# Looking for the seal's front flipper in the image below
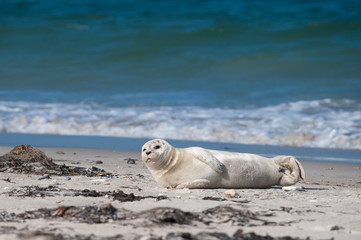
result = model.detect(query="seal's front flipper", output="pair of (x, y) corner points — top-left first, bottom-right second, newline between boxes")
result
(187, 147), (225, 174)
(176, 179), (210, 189)
(273, 156), (306, 186)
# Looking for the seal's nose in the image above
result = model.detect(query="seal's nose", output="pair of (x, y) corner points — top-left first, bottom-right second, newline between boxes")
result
(146, 151), (151, 155)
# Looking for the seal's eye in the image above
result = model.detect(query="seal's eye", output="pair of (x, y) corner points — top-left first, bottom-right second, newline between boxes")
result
(143, 148), (146, 152)
(154, 145), (161, 150)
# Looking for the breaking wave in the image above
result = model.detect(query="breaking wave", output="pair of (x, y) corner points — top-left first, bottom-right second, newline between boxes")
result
(1, 98), (360, 150)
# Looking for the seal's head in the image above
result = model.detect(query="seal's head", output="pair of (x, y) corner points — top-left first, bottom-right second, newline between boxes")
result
(141, 139), (172, 170)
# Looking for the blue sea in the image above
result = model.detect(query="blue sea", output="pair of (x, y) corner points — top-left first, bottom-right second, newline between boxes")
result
(1, 0), (361, 150)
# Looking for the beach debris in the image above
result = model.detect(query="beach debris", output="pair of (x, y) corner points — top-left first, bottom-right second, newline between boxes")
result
(165, 231), (229, 240)
(233, 229), (308, 240)
(202, 196), (227, 201)
(280, 207), (293, 213)
(0, 204), (266, 227)
(0, 145), (56, 173)
(330, 225), (344, 231)
(4, 185), (166, 203)
(225, 189), (238, 197)
(201, 205), (259, 226)
(7, 185), (61, 197)
(13, 203), (121, 224)
(1, 228), (309, 240)
(0, 204), (310, 239)
(65, 176), (71, 181)
(0, 145), (113, 177)
(56, 151), (65, 155)
(112, 190), (142, 202)
(72, 189), (106, 197)
(325, 167), (334, 170)
(16, 231), (68, 240)
(282, 186), (305, 191)
(38, 174), (51, 180)
(137, 207), (195, 226)
(1, 177), (12, 183)
(90, 160), (103, 165)
(201, 196), (249, 203)
(16, 231), (125, 240)
(157, 193), (168, 201)
(91, 178), (106, 182)
(125, 158), (137, 164)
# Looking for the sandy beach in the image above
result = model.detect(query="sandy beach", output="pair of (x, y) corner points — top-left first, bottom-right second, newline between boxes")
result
(2, 1), (361, 239)
(0, 142), (360, 240)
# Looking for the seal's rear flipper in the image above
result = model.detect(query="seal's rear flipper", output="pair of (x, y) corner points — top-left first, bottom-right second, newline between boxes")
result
(273, 156), (306, 186)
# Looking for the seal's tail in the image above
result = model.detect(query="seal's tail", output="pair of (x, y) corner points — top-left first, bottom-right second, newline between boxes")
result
(273, 156), (306, 186)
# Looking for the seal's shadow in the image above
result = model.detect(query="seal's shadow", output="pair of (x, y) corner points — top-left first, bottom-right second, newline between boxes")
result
(268, 186), (329, 191)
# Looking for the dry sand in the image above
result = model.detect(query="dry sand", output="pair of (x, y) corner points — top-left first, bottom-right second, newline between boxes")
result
(0, 146), (360, 240)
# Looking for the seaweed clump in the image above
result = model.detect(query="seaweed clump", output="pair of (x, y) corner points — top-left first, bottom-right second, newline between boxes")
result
(0, 204), (309, 239)
(0, 145), (112, 177)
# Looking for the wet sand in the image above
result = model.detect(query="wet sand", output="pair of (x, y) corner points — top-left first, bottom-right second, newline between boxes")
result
(0, 145), (361, 240)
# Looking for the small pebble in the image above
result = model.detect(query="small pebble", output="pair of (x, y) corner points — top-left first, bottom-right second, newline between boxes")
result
(90, 160), (103, 165)
(38, 175), (51, 180)
(282, 186), (305, 191)
(91, 179), (106, 182)
(126, 158), (136, 164)
(65, 176), (71, 181)
(330, 225), (344, 231)
(225, 189), (238, 197)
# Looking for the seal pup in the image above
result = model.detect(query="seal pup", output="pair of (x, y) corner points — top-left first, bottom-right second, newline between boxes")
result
(141, 139), (305, 189)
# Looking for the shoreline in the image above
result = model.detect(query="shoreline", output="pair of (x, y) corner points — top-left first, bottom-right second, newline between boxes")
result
(0, 145), (361, 239)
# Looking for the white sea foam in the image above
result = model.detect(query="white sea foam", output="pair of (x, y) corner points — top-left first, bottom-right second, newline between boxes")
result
(1, 99), (360, 150)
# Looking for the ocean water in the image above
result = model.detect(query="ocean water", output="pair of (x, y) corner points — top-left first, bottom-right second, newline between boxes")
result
(1, 0), (361, 150)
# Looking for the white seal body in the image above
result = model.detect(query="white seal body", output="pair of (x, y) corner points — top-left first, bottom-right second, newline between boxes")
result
(142, 139), (305, 189)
